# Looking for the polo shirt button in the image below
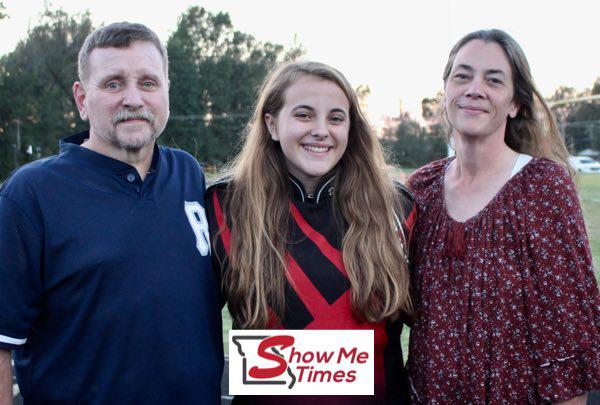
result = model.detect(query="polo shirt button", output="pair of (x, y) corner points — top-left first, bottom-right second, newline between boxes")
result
(126, 173), (136, 183)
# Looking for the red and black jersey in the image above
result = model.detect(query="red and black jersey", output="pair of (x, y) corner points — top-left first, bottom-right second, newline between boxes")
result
(206, 173), (417, 404)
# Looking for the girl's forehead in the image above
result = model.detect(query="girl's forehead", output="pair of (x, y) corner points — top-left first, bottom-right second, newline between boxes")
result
(282, 76), (349, 108)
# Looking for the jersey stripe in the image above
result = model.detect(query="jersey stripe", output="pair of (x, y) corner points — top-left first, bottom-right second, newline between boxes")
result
(212, 190), (231, 254)
(288, 201), (346, 276)
(404, 202), (417, 238)
(284, 253), (331, 319)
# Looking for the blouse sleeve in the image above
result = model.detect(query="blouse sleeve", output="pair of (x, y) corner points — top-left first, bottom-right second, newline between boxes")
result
(523, 163), (600, 402)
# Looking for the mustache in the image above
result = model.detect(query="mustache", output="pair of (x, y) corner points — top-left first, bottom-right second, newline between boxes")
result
(112, 109), (155, 125)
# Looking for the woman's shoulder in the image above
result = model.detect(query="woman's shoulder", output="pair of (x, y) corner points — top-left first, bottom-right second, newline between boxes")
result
(519, 157), (576, 196)
(406, 157), (452, 198)
(524, 156), (569, 174)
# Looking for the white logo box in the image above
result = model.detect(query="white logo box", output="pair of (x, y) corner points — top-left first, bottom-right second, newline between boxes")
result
(229, 329), (374, 396)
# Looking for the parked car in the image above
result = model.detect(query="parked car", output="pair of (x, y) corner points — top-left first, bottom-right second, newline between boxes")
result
(569, 156), (600, 174)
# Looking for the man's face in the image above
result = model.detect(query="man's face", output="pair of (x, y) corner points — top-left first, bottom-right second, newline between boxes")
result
(74, 41), (169, 151)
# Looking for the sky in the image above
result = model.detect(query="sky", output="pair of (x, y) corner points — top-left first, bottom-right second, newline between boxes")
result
(1, 0), (599, 127)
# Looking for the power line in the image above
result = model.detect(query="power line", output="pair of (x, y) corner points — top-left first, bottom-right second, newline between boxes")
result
(548, 94), (600, 107)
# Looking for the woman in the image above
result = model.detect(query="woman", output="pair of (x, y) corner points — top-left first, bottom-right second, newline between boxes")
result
(206, 61), (416, 404)
(407, 29), (600, 404)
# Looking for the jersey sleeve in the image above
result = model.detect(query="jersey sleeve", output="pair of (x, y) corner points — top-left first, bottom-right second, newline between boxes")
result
(0, 194), (44, 350)
(523, 164), (600, 401)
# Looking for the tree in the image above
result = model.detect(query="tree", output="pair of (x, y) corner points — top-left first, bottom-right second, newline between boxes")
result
(421, 90), (444, 127)
(0, 9), (93, 178)
(548, 79), (600, 154)
(565, 78), (600, 153)
(164, 6), (284, 164)
(283, 34), (306, 61)
(382, 112), (446, 168)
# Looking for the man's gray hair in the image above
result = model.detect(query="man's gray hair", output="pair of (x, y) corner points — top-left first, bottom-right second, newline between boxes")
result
(78, 22), (168, 82)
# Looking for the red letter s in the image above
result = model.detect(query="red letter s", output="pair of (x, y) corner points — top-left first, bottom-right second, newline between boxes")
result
(249, 335), (295, 379)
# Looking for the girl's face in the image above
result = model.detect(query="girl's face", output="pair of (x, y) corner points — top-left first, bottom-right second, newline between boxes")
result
(444, 39), (519, 141)
(266, 75), (350, 193)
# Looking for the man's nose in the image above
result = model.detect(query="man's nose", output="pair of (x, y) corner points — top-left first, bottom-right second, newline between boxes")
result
(122, 85), (144, 109)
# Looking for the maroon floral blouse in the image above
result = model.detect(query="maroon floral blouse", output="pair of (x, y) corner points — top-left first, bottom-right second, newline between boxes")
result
(406, 157), (600, 404)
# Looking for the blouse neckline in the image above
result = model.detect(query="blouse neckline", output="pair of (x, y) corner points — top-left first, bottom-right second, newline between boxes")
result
(441, 154), (534, 225)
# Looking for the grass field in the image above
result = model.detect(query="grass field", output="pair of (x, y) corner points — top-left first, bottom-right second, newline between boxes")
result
(222, 174), (600, 355)
(580, 174), (600, 279)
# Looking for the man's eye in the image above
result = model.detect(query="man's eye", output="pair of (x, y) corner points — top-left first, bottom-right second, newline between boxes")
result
(106, 82), (121, 90)
(141, 81), (157, 89)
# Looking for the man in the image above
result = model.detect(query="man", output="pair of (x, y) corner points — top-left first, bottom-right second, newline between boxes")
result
(0, 22), (223, 403)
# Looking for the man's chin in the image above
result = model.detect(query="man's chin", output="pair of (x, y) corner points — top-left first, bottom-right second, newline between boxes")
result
(115, 133), (156, 151)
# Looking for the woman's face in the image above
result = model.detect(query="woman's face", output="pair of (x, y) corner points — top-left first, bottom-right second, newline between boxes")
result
(265, 75), (350, 192)
(444, 39), (519, 141)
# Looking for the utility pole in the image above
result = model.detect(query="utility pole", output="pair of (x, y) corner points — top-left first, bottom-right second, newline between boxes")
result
(14, 118), (21, 169)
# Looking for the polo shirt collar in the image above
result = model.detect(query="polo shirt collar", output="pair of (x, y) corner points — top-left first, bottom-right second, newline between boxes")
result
(59, 130), (161, 175)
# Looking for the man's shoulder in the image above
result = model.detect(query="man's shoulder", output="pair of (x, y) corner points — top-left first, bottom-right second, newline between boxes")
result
(1, 155), (61, 198)
(157, 145), (207, 178)
(158, 145), (199, 165)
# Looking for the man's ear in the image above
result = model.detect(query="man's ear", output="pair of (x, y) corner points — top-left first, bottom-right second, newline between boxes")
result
(73, 81), (89, 121)
(265, 113), (278, 141)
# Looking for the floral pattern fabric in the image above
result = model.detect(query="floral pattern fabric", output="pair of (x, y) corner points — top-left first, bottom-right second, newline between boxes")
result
(407, 157), (600, 404)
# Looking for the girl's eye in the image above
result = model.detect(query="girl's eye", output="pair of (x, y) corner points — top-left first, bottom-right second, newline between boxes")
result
(330, 115), (345, 123)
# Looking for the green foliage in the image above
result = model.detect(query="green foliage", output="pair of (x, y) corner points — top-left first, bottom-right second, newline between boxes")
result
(283, 34), (306, 62)
(382, 112), (447, 168)
(0, 6), (289, 178)
(550, 78), (600, 154)
(0, 2), (6, 19)
(0, 9), (93, 178)
(579, 173), (600, 281)
(163, 6), (284, 163)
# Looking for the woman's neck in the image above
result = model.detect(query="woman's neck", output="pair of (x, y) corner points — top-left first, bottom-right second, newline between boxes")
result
(451, 132), (517, 182)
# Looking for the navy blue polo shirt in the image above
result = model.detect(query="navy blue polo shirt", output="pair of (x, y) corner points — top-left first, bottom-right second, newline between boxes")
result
(0, 131), (223, 403)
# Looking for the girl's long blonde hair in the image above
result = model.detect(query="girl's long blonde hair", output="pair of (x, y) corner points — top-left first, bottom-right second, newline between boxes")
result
(217, 61), (411, 328)
(442, 29), (574, 177)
